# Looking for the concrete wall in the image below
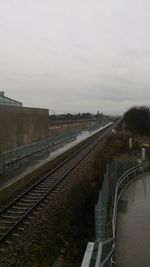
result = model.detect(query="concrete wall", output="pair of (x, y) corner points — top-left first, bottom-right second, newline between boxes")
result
(0, 106), (49, 152)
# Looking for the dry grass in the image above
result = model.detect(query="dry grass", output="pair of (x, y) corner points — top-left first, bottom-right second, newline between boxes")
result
(94, 124), (128, 189)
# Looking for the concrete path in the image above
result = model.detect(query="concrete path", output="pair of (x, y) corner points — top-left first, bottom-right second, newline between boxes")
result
(0, 124), (109, 191)
(115, 174), (150, 267)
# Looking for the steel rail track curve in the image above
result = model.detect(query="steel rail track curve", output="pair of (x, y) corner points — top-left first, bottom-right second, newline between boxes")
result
(0, 122), (116, 246)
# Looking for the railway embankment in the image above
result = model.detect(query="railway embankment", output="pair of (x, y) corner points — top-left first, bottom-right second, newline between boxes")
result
(0, 122), (127, 267)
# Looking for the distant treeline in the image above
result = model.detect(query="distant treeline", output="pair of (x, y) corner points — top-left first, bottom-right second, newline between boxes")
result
(124, 106), (150, 135)
(49, 112), (117, 121)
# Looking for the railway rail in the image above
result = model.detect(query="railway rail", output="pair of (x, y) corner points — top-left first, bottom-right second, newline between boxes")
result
(0, 122), (117, 248)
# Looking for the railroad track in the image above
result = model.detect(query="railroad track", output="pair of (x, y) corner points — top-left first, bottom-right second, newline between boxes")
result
(0, 122), (116, 247)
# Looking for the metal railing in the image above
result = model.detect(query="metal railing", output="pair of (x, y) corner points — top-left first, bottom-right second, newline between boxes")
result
(0, 131), (78, 172)
(82, 238), (114, 267)
(82, 148), (150, 267)
(112, 162), (150, 239)
(0, 122), (113, 173)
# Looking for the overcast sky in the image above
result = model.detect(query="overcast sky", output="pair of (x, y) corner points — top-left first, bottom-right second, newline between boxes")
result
(0, 0), (150, 115)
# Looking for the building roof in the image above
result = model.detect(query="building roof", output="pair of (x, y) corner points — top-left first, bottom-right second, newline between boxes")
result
(0, 92), (22, 107)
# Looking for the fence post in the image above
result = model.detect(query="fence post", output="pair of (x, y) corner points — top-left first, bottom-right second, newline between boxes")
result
(142, 147), (146, 161)
(0, 143), (3, 174)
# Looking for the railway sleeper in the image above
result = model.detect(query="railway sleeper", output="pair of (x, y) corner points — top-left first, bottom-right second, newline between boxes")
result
(32, 189), (48, 193)
(14, 203), (33, 207)
(12, 233), (19, 237)
(24, 195), (41, 200)
(20, 198), (37, 203)
(36, 185), (51, 190)
(5, 240), (13, 245)
(0, 248), (6, 252)
(12, 204), (33, 210)
(0, 225), (9, 230)
(23, 221), (30, 225)
(17, 226), (25, 231)
(7, 210), (25, 214)
(0, 220), (14, 224)
(1, 215), (20, 219)
(35, 184), (50, 188)
(40, 203), (47, 206)
(28, 192), (43, 197)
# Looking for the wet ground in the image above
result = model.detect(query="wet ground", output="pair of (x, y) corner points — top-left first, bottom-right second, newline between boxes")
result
(0, 123), (111, 190)
(115, 174), (150, 267)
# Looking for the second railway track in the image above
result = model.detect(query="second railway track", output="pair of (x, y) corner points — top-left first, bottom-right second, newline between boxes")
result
(0, 122), (116, 247)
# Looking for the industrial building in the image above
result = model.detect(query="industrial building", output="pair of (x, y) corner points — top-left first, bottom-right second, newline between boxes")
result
(0, 92), (49, 152)
(0, 91), (22, 107)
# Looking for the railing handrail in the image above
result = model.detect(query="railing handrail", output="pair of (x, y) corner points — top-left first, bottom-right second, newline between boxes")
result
(2, 130), (77, 155)
(112, 161), (150, 239)
(91, 158), (150, 267)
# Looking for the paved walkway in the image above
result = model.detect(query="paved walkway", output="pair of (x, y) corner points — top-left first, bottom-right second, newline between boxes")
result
(115, 174), (150, 267)
(0, 137), (80, 190)
(0, 125), (107, 191)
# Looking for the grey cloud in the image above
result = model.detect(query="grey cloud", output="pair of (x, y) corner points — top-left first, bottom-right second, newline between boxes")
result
(0, 0), (150, 114)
